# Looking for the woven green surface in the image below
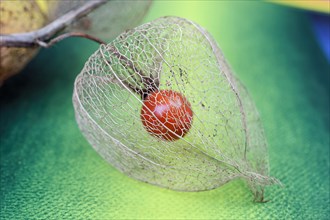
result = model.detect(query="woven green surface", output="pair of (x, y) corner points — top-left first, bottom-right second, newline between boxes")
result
(1, 1), (329, 219)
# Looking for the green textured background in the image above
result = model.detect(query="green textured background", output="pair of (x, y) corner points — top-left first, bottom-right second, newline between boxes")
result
(1, 1), (329, 219)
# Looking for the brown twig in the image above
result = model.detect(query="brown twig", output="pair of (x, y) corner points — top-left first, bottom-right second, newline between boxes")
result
(37, 32), (106, 48)
(0, 0), (107, 48)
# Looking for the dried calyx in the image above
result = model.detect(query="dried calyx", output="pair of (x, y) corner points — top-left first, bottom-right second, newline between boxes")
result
(73, 16), (281, 202)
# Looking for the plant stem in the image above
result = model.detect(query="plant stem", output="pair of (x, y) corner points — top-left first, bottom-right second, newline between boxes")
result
(0, 0), (107, 47)
(37, 32), (106, 48)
